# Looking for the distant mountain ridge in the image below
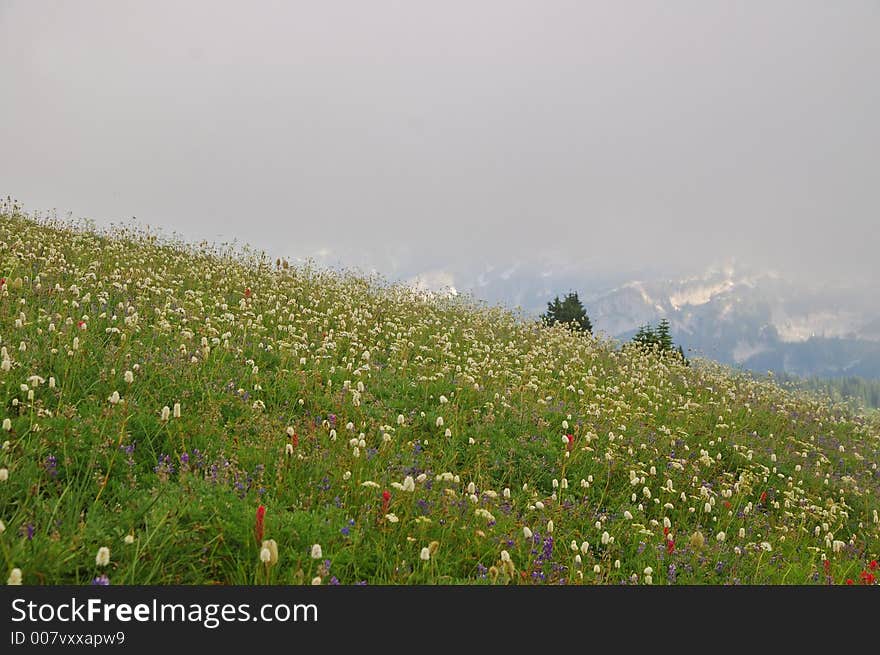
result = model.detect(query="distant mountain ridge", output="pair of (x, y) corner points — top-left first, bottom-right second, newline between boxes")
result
(439, 262), (880, 380)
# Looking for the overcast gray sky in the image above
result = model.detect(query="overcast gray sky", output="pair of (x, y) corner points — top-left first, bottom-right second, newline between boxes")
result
(2, 1), (878, 288)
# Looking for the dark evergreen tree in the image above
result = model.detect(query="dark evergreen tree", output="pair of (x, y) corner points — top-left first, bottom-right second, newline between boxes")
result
(632, 319), (687, 364)
(541, 292), (592, 335)
(633, 324), (657, 349)
(544, 296), (563, 326)
(633, 325), (646, 344)
(657, 319), (673, 351)
(677, 344), (689, 366)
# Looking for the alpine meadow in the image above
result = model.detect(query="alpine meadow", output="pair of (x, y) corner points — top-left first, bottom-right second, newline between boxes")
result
(1, 202), (878, 587)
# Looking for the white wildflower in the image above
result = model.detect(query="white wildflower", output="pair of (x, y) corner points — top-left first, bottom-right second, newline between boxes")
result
(261, 539), (278, 566)
(95, 547), (110, 567)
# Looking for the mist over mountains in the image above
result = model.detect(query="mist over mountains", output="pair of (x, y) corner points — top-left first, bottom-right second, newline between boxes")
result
(410, 261), (880, 380)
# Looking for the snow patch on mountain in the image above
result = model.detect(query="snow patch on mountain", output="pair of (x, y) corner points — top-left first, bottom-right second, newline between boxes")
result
(620, 281), (665, 314)
(772, 311), (868, 342)
(408, 270), (458, 297)
(669, 279), (736, 310)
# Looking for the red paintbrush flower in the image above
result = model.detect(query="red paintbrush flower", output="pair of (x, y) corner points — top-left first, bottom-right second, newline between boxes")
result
(666, 540), (675, 555)
(870, 560), (878, 570)
(244, 287), (252, 298)
(255, 505), (266, 543)
(760, 491), (767, 504)
(846, 579), (854, 585)
(565, 434), (574, 451)
(381, 490), (391, 514)
(823, 559), (831, 574)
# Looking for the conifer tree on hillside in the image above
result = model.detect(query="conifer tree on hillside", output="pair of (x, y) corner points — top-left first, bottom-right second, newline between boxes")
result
(541, 292), (592, 335)
(657, 318), (673, 351)
(633, 324), (657, 348)
(632, 319), (688, 365)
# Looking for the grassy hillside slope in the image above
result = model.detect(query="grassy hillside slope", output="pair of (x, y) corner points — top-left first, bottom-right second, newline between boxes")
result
(1, 203), (878, 585)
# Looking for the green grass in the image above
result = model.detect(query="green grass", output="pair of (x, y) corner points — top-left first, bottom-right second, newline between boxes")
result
(1, 201), (878, 586)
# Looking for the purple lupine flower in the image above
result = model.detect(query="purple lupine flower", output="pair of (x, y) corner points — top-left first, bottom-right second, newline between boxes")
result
(43, 455), (58, 478)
